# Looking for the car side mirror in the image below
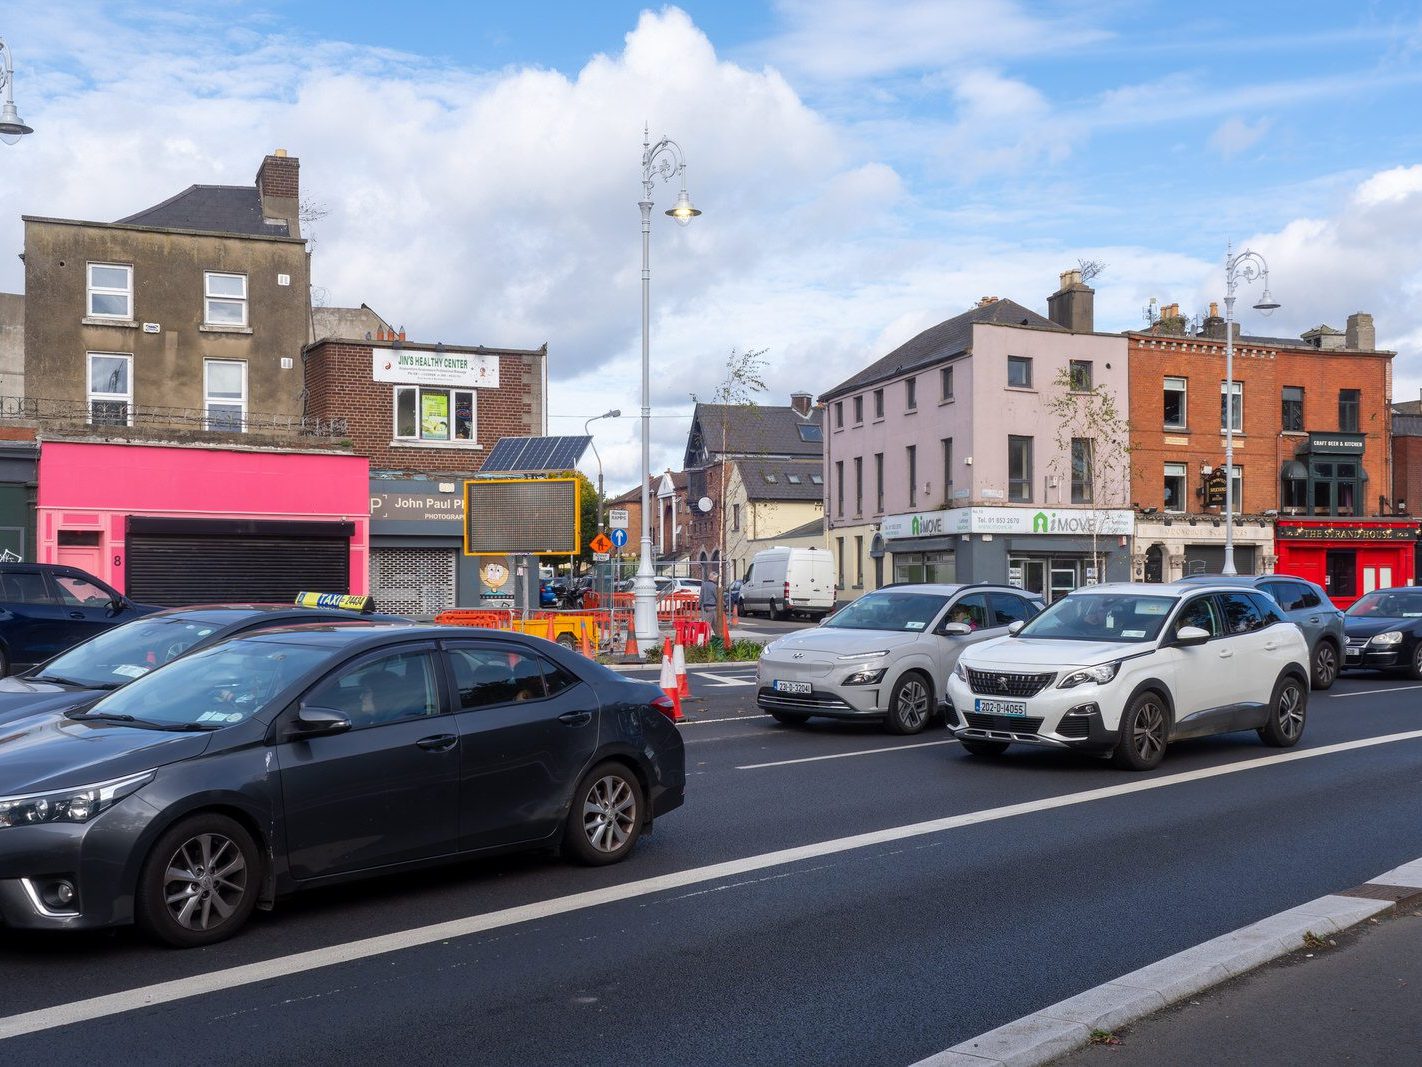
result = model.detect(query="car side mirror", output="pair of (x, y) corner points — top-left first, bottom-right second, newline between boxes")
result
(1174, 625), (1210, 647)
(295, 704), (352, 736)
(1006, 620), (1026, 636)
(941, 622), (972, 637)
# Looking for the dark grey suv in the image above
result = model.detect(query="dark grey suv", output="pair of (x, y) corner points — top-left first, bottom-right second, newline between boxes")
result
(1178, 574), (1344, 689)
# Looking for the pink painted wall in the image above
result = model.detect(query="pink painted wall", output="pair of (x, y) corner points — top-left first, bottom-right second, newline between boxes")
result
(37, 442), (370, 593)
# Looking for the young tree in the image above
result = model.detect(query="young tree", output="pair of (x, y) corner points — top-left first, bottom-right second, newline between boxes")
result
(1045, 366), (1131, 583)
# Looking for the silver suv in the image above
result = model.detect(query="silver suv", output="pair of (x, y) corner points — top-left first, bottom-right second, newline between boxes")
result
(756, 583), (1045, 734)
(1177, 574), (1344, 689)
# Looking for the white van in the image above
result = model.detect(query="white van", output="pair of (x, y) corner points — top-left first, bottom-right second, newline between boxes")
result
(740, 547), (836, 619)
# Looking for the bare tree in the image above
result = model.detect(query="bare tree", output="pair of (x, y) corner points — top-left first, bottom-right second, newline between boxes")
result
(1077, 258), (1107, 283)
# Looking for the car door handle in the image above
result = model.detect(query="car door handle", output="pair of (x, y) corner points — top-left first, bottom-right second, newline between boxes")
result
(558, 711), (593, 726)
(1218, 649), (1234, 659)
(416, 734), (457, 752)
(1307, 616), (1320, 624)
(1264, 642), (1279, 651)
(68, 611), (85, 620)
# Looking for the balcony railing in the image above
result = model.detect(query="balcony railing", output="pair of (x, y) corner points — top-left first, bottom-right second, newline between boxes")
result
(0, 395), (348, 439)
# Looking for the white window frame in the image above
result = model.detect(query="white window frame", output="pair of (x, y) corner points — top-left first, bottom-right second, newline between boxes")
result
(393, 386), (478, 445)
(204, 359), (248, 432)
(204, 272), (249, 327)
(1163, 376), (1187, 429)
(1163, 462), (1187, 513)
(1231, 465), (1243, 509)
(1221, 380), (1243, 432)
(87, 263), (132, 319)
(87, 351), (133, 426)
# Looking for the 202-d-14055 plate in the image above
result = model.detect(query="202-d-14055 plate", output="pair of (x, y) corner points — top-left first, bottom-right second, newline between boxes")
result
(974, 698), (1027, 716)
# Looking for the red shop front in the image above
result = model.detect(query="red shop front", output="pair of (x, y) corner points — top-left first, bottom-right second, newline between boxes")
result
(1273, 519), (1420, 608)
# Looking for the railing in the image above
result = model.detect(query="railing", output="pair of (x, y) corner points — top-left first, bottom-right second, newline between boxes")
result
(0, 395), (349, 438)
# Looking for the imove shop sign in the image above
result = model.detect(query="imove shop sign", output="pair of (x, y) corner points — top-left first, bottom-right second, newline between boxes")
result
(882, 507), (1133, 540)
(372, 349), (500, 389)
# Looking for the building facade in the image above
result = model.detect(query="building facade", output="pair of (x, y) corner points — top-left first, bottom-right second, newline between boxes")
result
(723, 457), (824, 581)
(823, 272), (1132, 603)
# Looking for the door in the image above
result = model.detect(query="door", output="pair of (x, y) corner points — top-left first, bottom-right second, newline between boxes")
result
(1325, 550), (1356, 601)
(0, 568), (72, 667)
(1215, 592), (1281, 711)
(1049, 561), (1079, 604)
(445, 643), (600, 851)
(48, 569), (124, 647)
(1163, 594), (1230, 730)
(1262, 580), (1325, 651)
(1013, 559), (1047, 598)
(934, 592), (1010, 677)
(276, 647), (461, 880)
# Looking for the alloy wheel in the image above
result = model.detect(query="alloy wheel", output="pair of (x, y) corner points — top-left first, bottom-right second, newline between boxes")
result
(897, 679), (929, 730)
(1314, 644), (1337, 687)
(583, 775), (637, 854)
(162, 832), (248, 932)
(1132, 701), (1166, 762)
(1277, 684), (1305, 741)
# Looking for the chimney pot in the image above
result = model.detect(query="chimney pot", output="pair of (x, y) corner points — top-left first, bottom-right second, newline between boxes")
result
(789, 392), (813, 417)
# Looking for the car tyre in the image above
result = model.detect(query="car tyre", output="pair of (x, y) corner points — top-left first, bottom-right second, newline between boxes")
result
(884, 672), (933, 735)
(1112, 692), (1169, 771)
(769, 710), (810, 726)
(1310, 641), (1338, 690)
(135, 813), (261, 948)
(564, 761), (645, 866)
(959, 739), (1010, 757)
(771, 600), (789, 621)
(556, 634), (577, 650)
(0, 645), (8, 677)
(1259, 674), (1307, 747)
(1409, 645), (1422, 681)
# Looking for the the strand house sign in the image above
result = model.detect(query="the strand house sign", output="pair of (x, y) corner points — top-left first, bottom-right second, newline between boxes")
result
(373, 349), (500, 389)
(882, 507), (1134, 540)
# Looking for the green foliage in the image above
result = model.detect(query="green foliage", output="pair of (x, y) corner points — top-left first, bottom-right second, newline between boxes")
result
(644, 636), (763, 663)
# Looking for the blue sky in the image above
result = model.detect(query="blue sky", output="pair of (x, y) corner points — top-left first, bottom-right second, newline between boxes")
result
(3, 2), (1421, 485)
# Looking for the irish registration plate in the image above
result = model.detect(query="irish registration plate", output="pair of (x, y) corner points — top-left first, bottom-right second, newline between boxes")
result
(774, 680), (811, 695)
(975, 698), (1027, 716)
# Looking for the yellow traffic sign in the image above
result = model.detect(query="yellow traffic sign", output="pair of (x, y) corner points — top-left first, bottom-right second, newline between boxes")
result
(589, 533), (613, 554)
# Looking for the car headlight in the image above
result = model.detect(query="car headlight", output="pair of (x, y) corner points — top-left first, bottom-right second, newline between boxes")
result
(1058, 662), (1121, 689)
(837, 649), (890, 661)
(0, 771), (154, 830)
(843, 668), (887, 686)
(1368, 630), (1405, 646)
(953, 660), (969, 683)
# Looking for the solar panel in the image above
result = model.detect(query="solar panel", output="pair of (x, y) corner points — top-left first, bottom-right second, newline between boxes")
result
(479, 435), (592, 475)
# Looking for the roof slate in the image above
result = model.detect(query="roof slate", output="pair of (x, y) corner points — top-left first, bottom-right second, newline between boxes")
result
(685, 404), (823, 466)
(821, 298), (1063, 400)
(736, 458), (825, 501)
(118, 185), (291, 237)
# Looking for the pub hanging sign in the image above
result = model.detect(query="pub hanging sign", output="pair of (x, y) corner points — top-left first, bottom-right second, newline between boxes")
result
(1275, 523), (1420, 542)
(1203, 465), (1228, 508)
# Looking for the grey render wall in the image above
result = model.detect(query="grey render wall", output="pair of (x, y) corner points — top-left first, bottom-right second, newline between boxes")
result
(0, 293), (23, 398)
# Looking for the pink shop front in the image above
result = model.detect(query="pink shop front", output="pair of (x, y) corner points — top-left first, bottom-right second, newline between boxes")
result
(36, 442), (370, 606)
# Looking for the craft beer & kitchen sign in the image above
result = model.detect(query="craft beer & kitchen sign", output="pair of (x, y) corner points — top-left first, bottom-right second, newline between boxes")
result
(372, 349), (500, 389)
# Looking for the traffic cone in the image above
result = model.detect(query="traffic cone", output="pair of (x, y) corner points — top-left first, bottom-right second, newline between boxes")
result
(663, 635), (673, 663)
(623, 623), (638, 658)
(578, 619), (592, 658)
(659, 653), (682, 721)
(721, 609), (733, 649)
(674, 639), (691, 699)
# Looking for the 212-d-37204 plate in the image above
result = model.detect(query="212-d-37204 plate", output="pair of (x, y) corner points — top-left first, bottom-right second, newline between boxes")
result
(974, 698), (1027, 716)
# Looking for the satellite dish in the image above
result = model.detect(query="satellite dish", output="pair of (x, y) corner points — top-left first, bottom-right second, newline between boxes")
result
(697, 496), (714, 513)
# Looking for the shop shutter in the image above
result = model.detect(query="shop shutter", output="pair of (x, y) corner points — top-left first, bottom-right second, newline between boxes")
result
(1182, 544), (1258, 577)
(369, 548), (457, 617)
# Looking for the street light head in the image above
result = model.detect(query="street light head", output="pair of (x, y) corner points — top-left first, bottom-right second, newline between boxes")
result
(606, 409), (622, 418)
(666, 190), (701, 227)
(1253, 289), (1281, 315)
(0, 103), (32, 145)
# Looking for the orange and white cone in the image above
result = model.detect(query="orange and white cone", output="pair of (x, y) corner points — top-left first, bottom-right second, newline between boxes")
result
(659, 652), (683, 720)
(674, 639), (690, 699)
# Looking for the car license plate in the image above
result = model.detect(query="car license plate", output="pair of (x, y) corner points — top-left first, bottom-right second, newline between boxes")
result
(774, 680), (811, 695)
(975, 698), (1027, 716)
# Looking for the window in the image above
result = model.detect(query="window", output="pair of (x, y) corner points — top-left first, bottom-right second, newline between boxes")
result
(1163, 377), (1187, 429)
(203, 272), (248, 326)
(763, 473), (778, 484)
(1069, 360), (1093, 391)
(395, 387), (476, 443)
(1282, 386), (1304, 432)
(0, 570), (54, 603)
(1008, 436), (1033, 502)
(1008, 356), (1033, 388)
(941, 438), (953, 502)
(944, 593), (990, 631)
(873, 388), (884, 419)
(1070, 438), (1094, 504)
(837, 537), (845, 588)
(87, 263), (132, 319)
(54, 574), (112, 606)
(854, 535), (864, 587)
(1220, 381), (1243, 432)
(906, 445), (917, 507)
(797, 423), (822, 443)
(853, 395), (864, 424)
(874, 453), (884, 513)
(449, 647), (575, 708)
(87, 352), (132, 427)
(1174, 596), (1222, 638)
(1227, 465), (1242, 509)
(1339, 389), (1360, 433)
(1163, 463), (1186, 512)
(940, 365), (954, 401)
(786, 474), (802, 484)
(1217, 592), (1266, 634)
(905, 377), (917, 410)
(304, 651), (441, 728)
(204, 360), (247, 431)
(989, 592), (1039, 626)
(835, 460), (844, 515)
(854, 456), (863, 515)
(732, 503), (740, 531)
(834, 401), (843, 429)
(810, 473), (823, 486)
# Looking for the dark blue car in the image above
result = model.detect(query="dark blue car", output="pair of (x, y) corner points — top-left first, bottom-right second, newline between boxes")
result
(0, 563), (161, 676)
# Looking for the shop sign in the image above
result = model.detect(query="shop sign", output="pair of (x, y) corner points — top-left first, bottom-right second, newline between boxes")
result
(880, 508), (970, 540)
(1204, 466), (1227, 508)
(372, 349), (500, 389)
(1306, 433), (1365, 454)
(882, 506), (1133, 539)
(371, 491), (465, 523)
(1276, 523), (1418, 542)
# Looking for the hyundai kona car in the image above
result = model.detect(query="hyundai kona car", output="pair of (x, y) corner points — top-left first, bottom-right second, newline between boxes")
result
(945, 582), (1310, 770)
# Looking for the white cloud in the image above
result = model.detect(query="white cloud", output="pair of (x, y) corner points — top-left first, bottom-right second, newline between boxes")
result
(1208, 116), (1272, 158)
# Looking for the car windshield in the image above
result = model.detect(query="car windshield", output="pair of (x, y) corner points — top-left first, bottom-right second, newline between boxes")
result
(1018, 593), (1176, 642)
(1347, 590), (1422, 619)
(822, 591), (949, 632)
(33, 616), (225, 689)
(74, 640), (330, 727)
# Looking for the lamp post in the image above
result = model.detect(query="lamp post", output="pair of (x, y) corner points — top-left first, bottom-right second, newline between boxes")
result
(583, 409), (621, 535)
(0, 37), (34, 145)
(1221, 243), (1280, 575)
(635, 125), (701, 644)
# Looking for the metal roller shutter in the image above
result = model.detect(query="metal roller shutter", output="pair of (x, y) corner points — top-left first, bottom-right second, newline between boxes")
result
(1182, 544), (1258, 577)
(369, 547), (457, 617)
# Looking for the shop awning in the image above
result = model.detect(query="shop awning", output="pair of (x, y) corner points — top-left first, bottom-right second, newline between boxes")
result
(1281, 460), (1307, 481)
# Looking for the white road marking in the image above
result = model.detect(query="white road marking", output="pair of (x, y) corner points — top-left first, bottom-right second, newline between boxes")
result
(736, 739), (960, 769)
(1328, 684), (1422, 698)
(6, 727), (1422, 1041)
(697, 675), (754, 688)
(678, 714), (762, 725)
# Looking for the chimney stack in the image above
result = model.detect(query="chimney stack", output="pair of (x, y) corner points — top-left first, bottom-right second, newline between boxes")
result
(1046, 268), (1094, 332)
(1345, 312), (1375, 351)
(789, 392), (813, 417)
(256, 148), (302, 238)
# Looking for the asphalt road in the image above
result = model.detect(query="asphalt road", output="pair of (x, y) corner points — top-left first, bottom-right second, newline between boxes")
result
(4, 668), (1422, 1066)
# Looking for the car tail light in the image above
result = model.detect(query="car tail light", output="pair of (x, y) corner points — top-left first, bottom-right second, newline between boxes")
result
(784, 580), (792, 607)
(651, 693), (678, 721)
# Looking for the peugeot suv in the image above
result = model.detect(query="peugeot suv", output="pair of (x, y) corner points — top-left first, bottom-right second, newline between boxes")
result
(945, 582), (1310, 770)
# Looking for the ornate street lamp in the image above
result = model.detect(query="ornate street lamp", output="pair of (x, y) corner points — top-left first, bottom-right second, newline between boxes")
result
(0, 37), (35, 145)
(1221, 244), (1280, 575)
(635, 126), (701, 644)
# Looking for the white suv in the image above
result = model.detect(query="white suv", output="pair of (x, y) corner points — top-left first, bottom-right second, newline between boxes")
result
(944, 582), (1311, 770)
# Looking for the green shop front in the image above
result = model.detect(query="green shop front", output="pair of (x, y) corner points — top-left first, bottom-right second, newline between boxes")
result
(0, 441), (38, 560)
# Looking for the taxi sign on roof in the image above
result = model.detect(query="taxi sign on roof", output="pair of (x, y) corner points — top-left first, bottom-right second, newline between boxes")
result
(295, 592), (376, 614)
